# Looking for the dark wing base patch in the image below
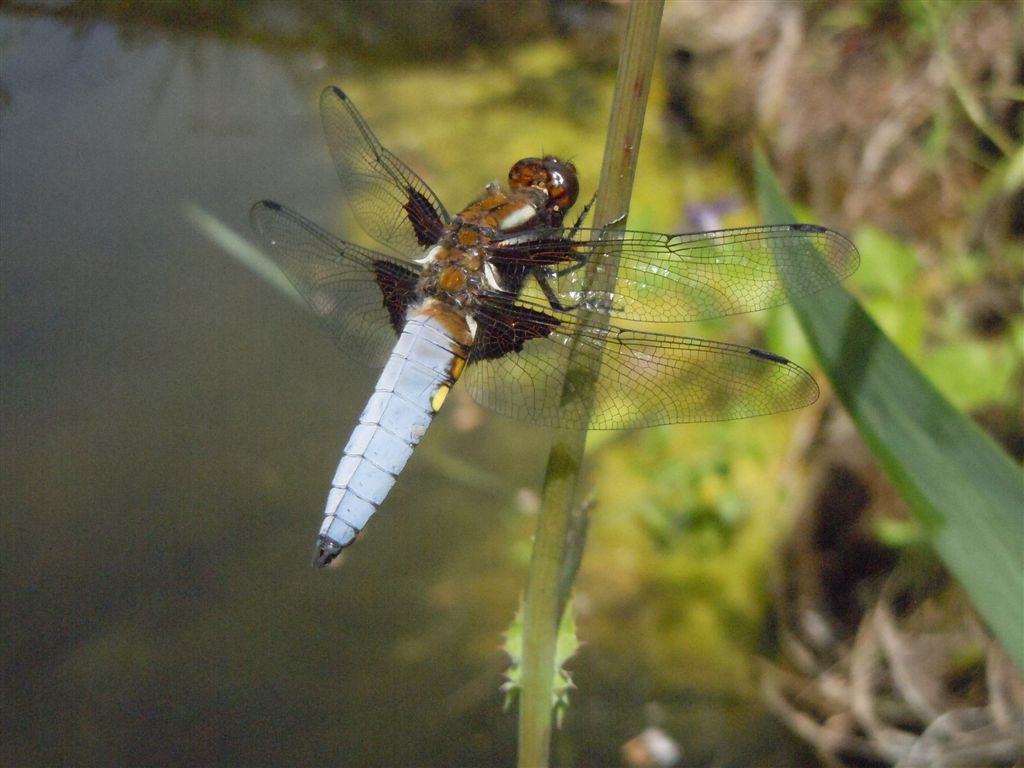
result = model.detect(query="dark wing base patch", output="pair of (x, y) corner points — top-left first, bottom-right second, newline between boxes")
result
(404, 187), (446, 248)
(373, 260), (420, 333)
(470, 303), (561, 362)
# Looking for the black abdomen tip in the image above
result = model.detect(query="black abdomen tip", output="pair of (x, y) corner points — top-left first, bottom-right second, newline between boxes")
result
(313, 535), (345, 568)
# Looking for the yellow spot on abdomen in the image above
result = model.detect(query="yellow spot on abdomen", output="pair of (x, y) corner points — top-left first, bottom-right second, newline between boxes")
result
(431, 385), (451, 413)
(449, 356), (466, 381)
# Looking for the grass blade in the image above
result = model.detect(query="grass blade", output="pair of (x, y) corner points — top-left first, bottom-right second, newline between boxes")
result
(755, 150), (1024, 669)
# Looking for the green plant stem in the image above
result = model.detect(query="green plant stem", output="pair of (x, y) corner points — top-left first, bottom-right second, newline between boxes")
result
(515, 2), (664, 766)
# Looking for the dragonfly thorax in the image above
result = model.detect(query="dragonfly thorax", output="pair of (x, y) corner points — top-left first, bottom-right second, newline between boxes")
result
(416, 178), (569, 308)
(417, 243), (488, 309)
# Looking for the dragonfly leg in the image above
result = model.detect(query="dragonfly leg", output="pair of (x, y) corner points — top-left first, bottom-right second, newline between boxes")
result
(567, 192), (597, 234)
(534, 271), (575, 311)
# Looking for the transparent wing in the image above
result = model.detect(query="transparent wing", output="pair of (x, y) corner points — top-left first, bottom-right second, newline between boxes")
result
(498, 223), (859, 323)
(250, 200), (418, 368)
(464, 302), (819, 430)
(320, 86), (450, 258)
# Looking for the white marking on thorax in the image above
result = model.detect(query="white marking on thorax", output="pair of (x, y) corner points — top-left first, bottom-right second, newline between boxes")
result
(498, 204), (538, 231)
(416, 244), (444, 265)
(494, 233), (539, 246)
(483, 262), (503, 291)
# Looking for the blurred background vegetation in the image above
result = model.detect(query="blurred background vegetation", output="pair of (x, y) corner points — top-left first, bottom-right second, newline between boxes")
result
(1, 1), (1020, 766)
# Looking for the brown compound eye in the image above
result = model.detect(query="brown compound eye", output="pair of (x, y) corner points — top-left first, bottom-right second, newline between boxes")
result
(541, 156), (579, 212)
(508, 156), (579, 213)
(508, 157), (545, 191)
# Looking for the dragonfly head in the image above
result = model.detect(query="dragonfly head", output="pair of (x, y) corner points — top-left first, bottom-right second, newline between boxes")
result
(508, 156), (579, 223)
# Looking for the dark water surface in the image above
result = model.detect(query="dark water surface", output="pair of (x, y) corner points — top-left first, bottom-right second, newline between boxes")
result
(0, 15), (547, 766)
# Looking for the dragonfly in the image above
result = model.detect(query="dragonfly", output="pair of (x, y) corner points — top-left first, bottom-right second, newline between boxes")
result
(251, 86), (859, 567)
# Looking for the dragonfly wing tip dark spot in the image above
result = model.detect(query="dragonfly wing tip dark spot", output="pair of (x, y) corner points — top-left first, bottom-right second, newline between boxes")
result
(748, 347), (791, 365)
(789, 223), (824, 233)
